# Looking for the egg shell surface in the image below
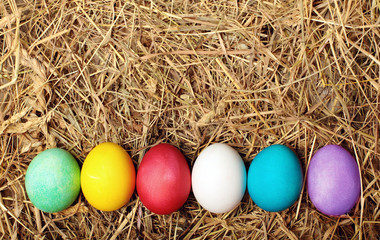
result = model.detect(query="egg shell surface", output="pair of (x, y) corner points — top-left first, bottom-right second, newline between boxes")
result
(136, 143), (191, 215)
(247, 144), (303, 212)
(191, 143), (246, 214)
(25, 148), (81, 213)
(81, 142), (135, 211)
(307, 144), (361, 216)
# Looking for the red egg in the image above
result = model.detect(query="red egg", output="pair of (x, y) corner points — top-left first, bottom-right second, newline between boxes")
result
(136, 143), (191, 214)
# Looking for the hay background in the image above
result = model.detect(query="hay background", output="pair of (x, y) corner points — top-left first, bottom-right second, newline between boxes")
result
(1, 0), (379, 239)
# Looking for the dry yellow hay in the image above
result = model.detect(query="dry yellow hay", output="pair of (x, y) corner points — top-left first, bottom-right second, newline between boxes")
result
(1, 0), (379, 239)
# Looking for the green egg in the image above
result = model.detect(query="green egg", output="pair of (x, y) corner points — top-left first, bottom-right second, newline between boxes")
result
(25, 148), (81, 213)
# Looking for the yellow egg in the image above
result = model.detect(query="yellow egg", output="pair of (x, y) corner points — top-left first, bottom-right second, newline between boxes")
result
(81, 142), (135, 211)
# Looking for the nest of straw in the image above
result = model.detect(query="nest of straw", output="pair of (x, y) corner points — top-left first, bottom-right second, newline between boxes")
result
(1, 0), (379, 239)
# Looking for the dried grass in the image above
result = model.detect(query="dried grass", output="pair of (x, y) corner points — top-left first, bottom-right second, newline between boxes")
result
(1, 0), (380, 239)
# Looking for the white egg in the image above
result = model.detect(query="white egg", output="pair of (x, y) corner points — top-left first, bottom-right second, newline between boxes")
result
(191, 143), (247, 214)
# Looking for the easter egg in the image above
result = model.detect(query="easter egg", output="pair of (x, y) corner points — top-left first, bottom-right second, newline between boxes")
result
(136, 143), (191, 215)
(25, 148), (80, 213)
(307, 145), (361, 216)
(81, 142), (135, 211)
(191, 143), (246, 214)
(247, 144), (303, 212)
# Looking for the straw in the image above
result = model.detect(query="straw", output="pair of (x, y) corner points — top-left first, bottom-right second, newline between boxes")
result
(0, 0), (379, 238)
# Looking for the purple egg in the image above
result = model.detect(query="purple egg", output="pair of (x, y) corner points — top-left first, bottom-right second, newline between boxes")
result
(307, 145), (361, 216)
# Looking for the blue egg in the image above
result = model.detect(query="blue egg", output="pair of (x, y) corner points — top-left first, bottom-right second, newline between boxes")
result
(247, 144), (303, 212)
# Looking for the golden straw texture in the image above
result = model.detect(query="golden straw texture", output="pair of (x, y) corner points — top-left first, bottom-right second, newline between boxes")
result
(0, 0), (379, 239)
